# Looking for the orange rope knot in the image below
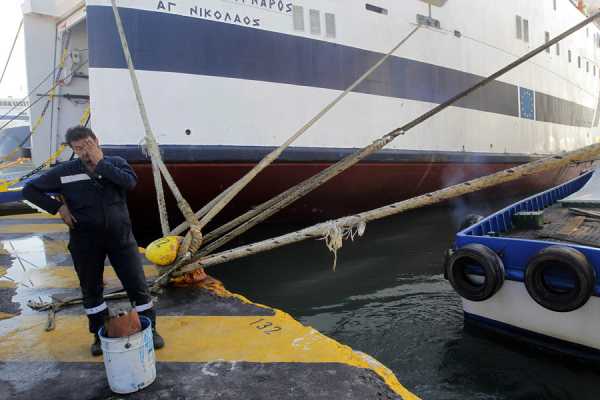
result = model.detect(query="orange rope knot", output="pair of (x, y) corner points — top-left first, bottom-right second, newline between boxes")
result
(170, 265), (208, 287)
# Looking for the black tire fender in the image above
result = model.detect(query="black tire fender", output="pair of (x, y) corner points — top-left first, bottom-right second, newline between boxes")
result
(445, 243), (505, 301)
(525, 246), (596, 313)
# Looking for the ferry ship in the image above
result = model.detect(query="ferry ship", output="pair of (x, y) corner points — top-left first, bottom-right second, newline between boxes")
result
(17, 0), (600, 227)
(0, 98), (30, 160)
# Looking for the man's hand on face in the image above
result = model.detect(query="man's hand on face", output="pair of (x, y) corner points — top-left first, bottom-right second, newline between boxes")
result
(84, 138), (104, 170)
(58, 204), (77, 229)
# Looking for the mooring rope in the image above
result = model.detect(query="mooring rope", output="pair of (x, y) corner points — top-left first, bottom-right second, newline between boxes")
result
(175, 143), (600, 274)
(115, 1), (600, 282)
(151, 156), (169, 236)
(0, 19), (22, 88)
(193, 10), (600, 258)
(110, 1), (201, 260)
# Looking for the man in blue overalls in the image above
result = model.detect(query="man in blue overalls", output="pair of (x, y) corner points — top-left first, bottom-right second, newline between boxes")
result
(23, 126), (165, 356)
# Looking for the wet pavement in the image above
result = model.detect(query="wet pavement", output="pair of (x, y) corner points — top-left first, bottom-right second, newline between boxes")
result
(0, 211), (417, 400)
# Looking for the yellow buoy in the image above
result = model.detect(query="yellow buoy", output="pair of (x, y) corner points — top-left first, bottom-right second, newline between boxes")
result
(145, 236), (181, 266)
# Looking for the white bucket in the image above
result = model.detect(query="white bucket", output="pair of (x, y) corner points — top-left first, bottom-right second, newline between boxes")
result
(99, 316), (156, 394)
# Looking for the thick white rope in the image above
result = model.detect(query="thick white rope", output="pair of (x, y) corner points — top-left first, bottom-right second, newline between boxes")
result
(174, 140), (600, 274)
(110, 1), (199, 234)
(140, 137), (169, 235)
(152, 156), (169, 235)
(198, 137), (395, 257)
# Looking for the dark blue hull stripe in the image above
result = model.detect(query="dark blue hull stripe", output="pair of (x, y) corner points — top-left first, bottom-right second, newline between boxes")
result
(0, 116), (27, 121)
(102, 144), (539, 164)
(464, 312), (600, 362)
(87, 6), (595, 128)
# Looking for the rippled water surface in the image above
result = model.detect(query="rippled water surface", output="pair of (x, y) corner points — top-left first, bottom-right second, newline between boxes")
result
(207, 198), (600, 400)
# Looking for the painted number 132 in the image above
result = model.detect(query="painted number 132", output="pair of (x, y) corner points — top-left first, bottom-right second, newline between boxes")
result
(249, 318), (282, 334)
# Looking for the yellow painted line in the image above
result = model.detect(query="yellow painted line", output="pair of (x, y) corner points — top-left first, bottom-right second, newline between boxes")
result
(0, 213), (59, 220)
(0, 267), (15, 287)
(5, 265), (159, 289)
(0, 312), (14, 320)
(0, 280), (15, 289)
(0, 313), (418, 400)
(0, 224), (68, 234)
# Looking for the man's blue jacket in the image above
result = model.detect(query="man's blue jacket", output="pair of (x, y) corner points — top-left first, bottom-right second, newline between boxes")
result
(22, 156), (137, 232)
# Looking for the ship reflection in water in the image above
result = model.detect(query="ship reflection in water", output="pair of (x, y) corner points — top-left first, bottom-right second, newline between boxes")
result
(207, 194), (600, 400)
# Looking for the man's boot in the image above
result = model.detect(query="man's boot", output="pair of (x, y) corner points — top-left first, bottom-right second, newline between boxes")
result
(152, 329), (165, 349)
(91, 334), (102, 356)
(88, 308), (108, 356)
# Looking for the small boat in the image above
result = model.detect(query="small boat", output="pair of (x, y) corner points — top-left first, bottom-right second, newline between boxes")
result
(445, 168), (600, 360)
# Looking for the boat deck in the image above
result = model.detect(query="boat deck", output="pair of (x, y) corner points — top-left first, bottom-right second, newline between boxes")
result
(505, 204), (600, 248)
(0, 212), (418, 399)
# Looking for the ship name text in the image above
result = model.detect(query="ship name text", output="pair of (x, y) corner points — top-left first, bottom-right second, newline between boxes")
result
(156, 1), (262, 27)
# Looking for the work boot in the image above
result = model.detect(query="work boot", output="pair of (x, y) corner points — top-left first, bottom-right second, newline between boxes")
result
(91, 334), (102, 356)
(152, 329), (165, 349)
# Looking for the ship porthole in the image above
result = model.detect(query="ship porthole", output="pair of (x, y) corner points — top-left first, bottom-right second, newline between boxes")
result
(445, 243), (505, 302)
(525, 246), (596, 312)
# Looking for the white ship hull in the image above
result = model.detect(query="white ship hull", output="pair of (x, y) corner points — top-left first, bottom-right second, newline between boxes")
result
(17, 0), (600, 224)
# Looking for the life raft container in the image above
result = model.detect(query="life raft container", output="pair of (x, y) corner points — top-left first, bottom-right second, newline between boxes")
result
(524, 246), (596, 312)
(445, 243), (505, 301)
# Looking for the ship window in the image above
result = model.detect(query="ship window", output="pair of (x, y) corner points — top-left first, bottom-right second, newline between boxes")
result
(325, 13), (336, 38)
(545, 31), (550, 53)
(516, 15), (522, 39)
(293, 6), (304, 31)
(553, 0), (557, 10)
(556, 42), (560, 56)
(578, 56), (581, 68)
(568, 49), (572, 62)
(309, 9), (321, 35)
(523, 19), (529, 42)
(366, 4), (388, 15)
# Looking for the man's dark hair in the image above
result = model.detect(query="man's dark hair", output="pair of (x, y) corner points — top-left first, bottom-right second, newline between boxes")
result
(65, 126), (96, 145)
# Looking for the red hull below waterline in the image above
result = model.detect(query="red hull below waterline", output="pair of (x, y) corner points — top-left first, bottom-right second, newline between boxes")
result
(125, 161), (593, 234)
